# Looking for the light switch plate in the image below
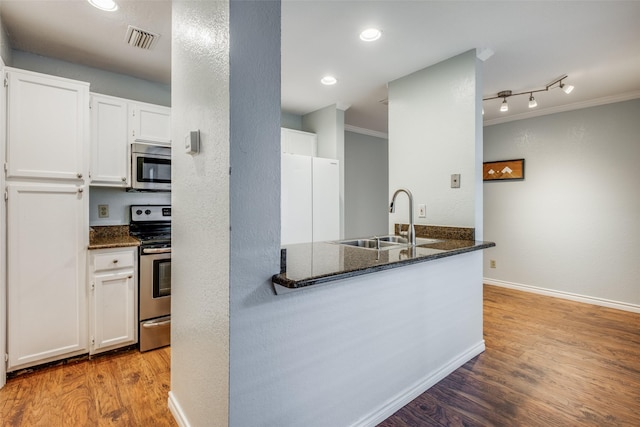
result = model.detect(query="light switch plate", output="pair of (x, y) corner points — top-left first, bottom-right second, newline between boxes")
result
(185, 130), (200, 154)
(451, 174), (461, 188)
(418, 204), (426, 218)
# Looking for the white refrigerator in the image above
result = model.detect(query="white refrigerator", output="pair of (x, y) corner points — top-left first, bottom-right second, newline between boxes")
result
(281, 153), (339, 245)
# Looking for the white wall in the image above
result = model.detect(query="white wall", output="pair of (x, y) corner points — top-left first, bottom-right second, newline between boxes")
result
(11, 50), (170, 106)
(388, 50), (480, 231)
(281, 111), (302, 130)
(302, 104), (346, 237)
(169, 1), (231, 425)
(229, 252), (484, 427)
(88, 188), (170, 226)
(484, 99), (640, 309)
(344, 130), (389, 238)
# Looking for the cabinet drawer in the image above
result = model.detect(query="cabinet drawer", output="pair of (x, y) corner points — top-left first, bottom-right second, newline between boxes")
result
(93, 250), (135, 271)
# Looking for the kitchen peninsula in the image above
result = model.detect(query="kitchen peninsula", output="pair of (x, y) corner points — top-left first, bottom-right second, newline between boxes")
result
(273, 230), (494, 294)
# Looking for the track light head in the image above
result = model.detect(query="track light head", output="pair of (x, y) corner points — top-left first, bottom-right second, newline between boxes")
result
(561, 82), (574, 94)
(528, 94), (537, 108)
(500, 98), (509, 112)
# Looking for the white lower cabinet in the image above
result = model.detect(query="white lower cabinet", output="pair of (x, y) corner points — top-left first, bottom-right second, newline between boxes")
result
(6, 183), (88, 371)
(89, 247), (138, 355)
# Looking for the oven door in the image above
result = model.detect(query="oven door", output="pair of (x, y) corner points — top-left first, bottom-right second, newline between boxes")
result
(139, 248), (171, 321)
(132, 152), (171, 191)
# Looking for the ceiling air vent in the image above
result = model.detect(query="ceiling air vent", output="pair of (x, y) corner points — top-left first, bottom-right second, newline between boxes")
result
(125, 25), (159, 50)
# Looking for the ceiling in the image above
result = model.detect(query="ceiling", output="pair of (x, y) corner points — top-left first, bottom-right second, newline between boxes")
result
(2, 1), (639, 134)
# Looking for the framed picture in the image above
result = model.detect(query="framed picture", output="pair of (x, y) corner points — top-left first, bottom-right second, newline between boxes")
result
(483, 159), (525, 181)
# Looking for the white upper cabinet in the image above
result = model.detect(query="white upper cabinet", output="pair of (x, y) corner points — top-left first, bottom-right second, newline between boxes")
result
(281, 128), (317, 156)
(5, 68), (89, 181)
(129, 102), (171, 145)
(90, 93), (129, 187)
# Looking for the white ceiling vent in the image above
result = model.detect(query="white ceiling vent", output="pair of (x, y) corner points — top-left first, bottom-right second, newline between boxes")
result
(125, 25), (159, 50)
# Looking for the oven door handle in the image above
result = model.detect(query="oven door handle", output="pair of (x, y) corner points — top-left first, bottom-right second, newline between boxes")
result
(142, 318), (171, 328)
(141, 247), (172, 255)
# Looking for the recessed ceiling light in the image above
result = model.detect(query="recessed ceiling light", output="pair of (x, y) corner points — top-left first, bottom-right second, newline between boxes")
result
(87, 0), (118, 12)
(359, 28), (382, 42)
(321, 76), (337, 86)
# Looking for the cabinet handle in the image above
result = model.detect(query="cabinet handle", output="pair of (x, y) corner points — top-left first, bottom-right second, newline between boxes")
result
(112, 259), (118, 264)
(77, 173), (83, 178)
(78, 188), (84, 193)
(122, 177), (127, 182)
(128, 275), (133, 279)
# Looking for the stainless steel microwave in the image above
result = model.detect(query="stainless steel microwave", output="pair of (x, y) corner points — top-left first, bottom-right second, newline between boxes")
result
(131, 143), (171, 191)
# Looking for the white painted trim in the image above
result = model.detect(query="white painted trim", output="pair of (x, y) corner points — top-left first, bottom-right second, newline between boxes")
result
(0, 55), (6, 389)
(484, 278), (640, 314)
(483, 90), (640, 127)
(168, 391), (191, 427)
(344, 124), (388, 140)
(350, 341), (486, 427)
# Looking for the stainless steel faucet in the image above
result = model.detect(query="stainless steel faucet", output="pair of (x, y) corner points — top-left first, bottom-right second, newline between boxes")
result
(389, 188), (416, 246)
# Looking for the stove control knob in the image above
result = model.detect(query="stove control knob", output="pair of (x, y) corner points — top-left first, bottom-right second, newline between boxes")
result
(136, 209), (143, 215)
(145, 209), (152, 215)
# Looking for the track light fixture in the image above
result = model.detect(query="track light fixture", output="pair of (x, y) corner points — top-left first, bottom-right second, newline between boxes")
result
(484, 75), (574, 113)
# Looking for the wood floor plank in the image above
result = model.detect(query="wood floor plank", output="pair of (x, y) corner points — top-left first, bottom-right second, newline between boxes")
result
(379, 285), (640, 427)
(2, 286), (639, 426)
(0, 347), (176, 427)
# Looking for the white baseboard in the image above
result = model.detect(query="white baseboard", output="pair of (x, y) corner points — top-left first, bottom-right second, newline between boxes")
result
(168, 391), (190, 427)
(350, 341), (486, 427)
(484, 278), (640, 314)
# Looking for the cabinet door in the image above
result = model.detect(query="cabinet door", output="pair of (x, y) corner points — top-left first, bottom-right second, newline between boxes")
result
(6, 69), (88, 180)
(281, 154), (313, 245)
(312, 157), (340, 242)
(129, 102), (171, 145)
(281, 128), (317, 156)
(91, 270), (136, 354)
(7, 183), (88, 371)
(90, 94), (129, 187)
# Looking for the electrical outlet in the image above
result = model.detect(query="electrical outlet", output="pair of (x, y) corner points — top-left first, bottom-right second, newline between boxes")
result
(451, 174), (461, 188)
(418, 204), (426, 218)
(98, 204), (109, 218)
(490, 259), (496, 268)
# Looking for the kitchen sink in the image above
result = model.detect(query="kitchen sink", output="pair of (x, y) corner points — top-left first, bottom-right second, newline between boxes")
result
(378, 235), (408, 244)
(338, 239), (398, 250)
(378, 235), (441, 245)
(335, 235), (441, 250)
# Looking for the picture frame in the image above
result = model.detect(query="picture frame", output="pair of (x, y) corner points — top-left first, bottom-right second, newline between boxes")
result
(483, 159), (525, 181)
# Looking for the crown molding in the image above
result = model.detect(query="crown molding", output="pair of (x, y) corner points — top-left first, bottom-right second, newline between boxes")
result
(483, 90), (640, 127)
(344, 124), (388, 139)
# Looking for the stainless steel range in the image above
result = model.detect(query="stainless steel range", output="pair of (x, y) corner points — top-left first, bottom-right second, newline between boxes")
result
(130, 205), (171, 352)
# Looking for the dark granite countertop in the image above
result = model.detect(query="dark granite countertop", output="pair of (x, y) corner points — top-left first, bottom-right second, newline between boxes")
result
(89, 225), (140, 250)
(272, 237), (495, 294)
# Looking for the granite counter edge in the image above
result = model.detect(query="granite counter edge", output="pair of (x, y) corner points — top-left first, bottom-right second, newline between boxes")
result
(272, 241), (495, 293)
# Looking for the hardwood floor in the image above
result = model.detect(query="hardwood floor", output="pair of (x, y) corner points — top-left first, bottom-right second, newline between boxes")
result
(379, 285), (640, 427)
(0, 347), (176, 426)
(2, 286), (639, 426)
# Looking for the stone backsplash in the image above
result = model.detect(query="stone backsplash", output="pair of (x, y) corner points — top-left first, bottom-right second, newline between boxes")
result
(394, 224), (475, 241)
